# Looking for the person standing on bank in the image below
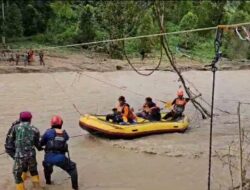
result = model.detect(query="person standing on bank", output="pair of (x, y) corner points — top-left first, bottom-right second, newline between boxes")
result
(5, 111), (42, 190)
(40, 115), (79, 190)
(39, 51), (45, 66)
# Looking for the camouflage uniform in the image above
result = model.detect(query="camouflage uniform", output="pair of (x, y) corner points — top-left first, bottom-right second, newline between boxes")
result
(5, 120), (20, 159)
(6, 121), (41, 184)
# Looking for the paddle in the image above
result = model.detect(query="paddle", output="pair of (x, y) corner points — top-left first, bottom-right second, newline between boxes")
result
(158, 93), (202, 110)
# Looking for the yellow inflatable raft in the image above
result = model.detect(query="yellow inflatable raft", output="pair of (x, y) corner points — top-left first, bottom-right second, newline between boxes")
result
(79, 115), (189, 139)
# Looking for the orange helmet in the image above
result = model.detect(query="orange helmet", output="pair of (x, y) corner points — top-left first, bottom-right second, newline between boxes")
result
(51, 115), (63, 126)
(177, 89), (184, 97)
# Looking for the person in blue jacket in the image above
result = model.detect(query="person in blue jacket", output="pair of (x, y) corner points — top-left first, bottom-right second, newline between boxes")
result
(40, 115), (78, 190)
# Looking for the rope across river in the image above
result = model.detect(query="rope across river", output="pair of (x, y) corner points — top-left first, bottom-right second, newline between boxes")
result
(9, 22), (250, 51)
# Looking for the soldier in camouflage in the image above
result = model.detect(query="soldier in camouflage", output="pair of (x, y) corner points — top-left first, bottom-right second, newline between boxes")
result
(5, 119), (20, 159)
(5, 111), (42, 190)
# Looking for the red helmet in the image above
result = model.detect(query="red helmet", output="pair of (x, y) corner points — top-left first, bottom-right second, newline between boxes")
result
(51, 115), (63, 126)
(20, 111), (32, 121)
(177, 89), (184, 97)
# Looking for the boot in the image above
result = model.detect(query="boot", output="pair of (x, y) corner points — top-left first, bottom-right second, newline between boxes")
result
(70, 170), (78, 190)
(21, 172), (29, 181)
(44, 171), (52, 184)
(31, 175), (40, 188)
(16, 183), (25, 190)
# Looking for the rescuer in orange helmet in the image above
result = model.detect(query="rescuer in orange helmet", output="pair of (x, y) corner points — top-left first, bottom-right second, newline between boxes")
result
(163, 89), (190, 121)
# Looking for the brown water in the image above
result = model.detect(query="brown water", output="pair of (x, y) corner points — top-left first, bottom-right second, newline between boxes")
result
(0, 70), (250, 190)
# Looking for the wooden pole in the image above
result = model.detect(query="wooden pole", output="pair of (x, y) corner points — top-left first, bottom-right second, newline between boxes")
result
(237, 102), (243, 190)
(1, 0), (5, 45)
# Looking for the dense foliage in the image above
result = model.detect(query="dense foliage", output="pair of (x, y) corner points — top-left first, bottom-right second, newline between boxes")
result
(0, 0), (249, 60)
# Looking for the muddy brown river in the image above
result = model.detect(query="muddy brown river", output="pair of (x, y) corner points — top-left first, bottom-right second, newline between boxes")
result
(0, 70), (250, 190)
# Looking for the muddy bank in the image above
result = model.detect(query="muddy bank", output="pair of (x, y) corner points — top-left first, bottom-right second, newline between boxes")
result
(0, 70), (250, 189)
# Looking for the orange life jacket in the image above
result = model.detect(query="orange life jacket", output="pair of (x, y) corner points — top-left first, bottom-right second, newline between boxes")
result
(121, 103), (136, 122)
(175, 98), (187, 106)
(173, 98), (187, 113)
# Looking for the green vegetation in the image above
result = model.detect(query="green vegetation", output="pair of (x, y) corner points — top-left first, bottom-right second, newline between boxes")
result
(0, 0), (249, 62)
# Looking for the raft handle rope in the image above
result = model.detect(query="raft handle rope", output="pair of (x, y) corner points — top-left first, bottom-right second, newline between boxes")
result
(76, 72), (168, 104)
(51, 74), (83, 116)
(184, 78), (233, 115)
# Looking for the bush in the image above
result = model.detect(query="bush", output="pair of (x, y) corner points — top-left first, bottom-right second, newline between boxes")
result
(137, 8), (156, 53)
(76, 5), (96, 43)
(5, 3), (23, 38)
(179, 11), (198, 49)
(31, 34), (46, 44)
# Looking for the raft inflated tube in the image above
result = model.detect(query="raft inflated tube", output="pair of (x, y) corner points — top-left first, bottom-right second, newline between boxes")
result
(79, 114), (189, 139)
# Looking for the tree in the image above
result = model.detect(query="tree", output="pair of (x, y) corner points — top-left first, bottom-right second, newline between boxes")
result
(194, 1), (227, 31)
(179, 11), (198, 49)
(46, 2), (79, 44)
(5, 3), (23, 38)
(229, 10), (250, 24)
(137, 8), (156, 53)
(96, 1), (142, 59)
(22, 4), (43, 36)
(175, 1), (194, 23)
(77, 4), (96, 43)
(223, 9), (250, 59)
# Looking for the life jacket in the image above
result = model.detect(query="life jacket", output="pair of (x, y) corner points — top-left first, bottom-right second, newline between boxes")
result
(116, 103), (130, 113)
(173, 98), (187, 114)
(15, 122), (35, 158)
(45, 129), (68, 154)
(121, 103), (136, 122)
(143, 102), (160, 113)
(143, 102), (156, 109)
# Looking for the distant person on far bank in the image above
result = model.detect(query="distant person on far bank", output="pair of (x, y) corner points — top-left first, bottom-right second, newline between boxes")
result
(15, 53), (20, 66)
(24, 52), (28, 66)
(28, 49), (34, 65)
(39, 51), (45, 66)
(140, 49), (146, 61)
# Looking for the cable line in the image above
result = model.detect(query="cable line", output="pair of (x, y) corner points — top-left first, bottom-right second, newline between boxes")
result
(123, 37), (163, 76)
(9, 22), (250, 51)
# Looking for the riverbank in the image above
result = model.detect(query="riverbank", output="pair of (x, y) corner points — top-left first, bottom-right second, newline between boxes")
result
(0, 51), (250, 74)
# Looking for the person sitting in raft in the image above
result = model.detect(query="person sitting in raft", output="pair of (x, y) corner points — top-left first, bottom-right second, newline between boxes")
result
(106, 96), (136, 124)
(163, 89), (190, 121)
(137, 97), (161, 121)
